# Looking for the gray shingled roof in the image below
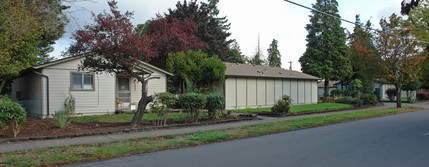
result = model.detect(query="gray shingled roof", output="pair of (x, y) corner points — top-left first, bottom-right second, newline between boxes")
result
(317, 80), (340, 88)
(224, 62), (320, 80)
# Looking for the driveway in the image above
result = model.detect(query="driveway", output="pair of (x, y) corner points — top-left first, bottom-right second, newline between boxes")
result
(70, 108), (429, 167)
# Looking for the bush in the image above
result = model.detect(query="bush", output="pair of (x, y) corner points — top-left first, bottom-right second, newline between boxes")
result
(385, 88), (397, 102)
(360, 93), (378, 105)
(205, 93), (225, 119)
(64, 94), (75, 115)
(158, 92), (176, 108)
(417, 92), (429, 100)
(330, 89), (344, 97)
(0, 96), (26, 138)
(335, 97), (363, 107)
(179, 93), (206, 123)
(271, 95), (292, 113)
(150, 92), (176, 126)
(52, 110), (70, 129)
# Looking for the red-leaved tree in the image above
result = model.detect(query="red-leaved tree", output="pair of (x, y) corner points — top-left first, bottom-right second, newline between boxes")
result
(352, 14), (426, 108)
(67, 1), (156, 126)
(144, 16), (207, 69)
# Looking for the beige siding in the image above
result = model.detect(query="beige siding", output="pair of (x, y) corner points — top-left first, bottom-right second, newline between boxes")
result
(312, 81), (318, 103)
(297, 80), (305, 104)
(274, 79), (283, 101)
(266, 79), (275, 105)
(290, 80), (298, 104)
(43, 66), (116, 117)
(130, 70), (167, 109)
(225, 78), (237, 108)
(236, 78), (247, 107)
(247, 79), (257, 107)
(256, 78), (266, 106)
(304, 80), (312, 103)
(283, 79), (291, 97)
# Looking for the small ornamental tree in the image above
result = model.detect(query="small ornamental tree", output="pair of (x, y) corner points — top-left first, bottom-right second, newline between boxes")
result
(353, 14), (426, 108)
(67, 1), (157, 126)
(385, 88), (397, 102)
(144, 16), (207, 69)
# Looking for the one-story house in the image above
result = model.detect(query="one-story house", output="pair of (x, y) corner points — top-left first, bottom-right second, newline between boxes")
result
(220, 63), (320, 109)
(10, 56), (172, 119)
(317, 80), (340, 98)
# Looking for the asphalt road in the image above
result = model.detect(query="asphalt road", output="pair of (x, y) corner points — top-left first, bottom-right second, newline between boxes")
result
(71, 109), (429, 167)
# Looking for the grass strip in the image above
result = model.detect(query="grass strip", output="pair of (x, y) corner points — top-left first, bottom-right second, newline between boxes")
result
(232, 103), (353, 113)
(71, 112), (210, 123)
(0, 106), (421, 167)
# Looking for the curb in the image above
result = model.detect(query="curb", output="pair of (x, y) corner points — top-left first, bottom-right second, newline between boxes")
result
(0, 117), (259, 144)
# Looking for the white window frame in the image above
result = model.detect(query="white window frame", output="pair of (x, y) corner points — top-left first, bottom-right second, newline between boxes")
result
(71, 72), (95, 91)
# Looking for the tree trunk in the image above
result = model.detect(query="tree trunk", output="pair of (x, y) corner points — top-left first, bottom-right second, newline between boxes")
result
(0, 80), (6, 94)
(395, 83), (402, 108)
(131, 79), (153, 126)
(324, 79), (330, 102)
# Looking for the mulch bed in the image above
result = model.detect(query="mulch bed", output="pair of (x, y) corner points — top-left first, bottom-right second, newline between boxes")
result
(0, 115), (253, 142)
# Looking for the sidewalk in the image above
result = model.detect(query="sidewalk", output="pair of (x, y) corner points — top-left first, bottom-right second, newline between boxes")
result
(1, 103), (426, 153)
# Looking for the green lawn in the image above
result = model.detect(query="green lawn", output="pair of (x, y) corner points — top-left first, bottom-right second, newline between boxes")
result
(0, 106), (420, 166)
(232, 103), (353, 113)
(381, 98), (408, 102)
(71, 112), (209, 123)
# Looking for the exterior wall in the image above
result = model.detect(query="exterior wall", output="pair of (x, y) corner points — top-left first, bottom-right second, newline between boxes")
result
(42, 58), (116, 117)
(225, 77), (318, 109)
(379, 84), (407, 99)
(129, 70), (167, 109)
(318, 87), (336, 98)
(11, 73), (42, 118)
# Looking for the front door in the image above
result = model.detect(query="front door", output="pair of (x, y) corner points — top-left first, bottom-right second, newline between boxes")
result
(117, 77), (131, 110)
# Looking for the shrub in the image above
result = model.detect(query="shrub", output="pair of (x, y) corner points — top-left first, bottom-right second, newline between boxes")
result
(385, 88), (397, 102)
(52, 110), (70, 129)
(330, 89), (344, 97)
(417, 92), (429, 100)
(64, 94), (75, 115)
(360, 93), (378, 105)
(334, 97), (363, 107)
(351, 98), (363, 107)
(205, 93), (225, 119)
(0, 96), (26, 138)
(158, 92), (176, 108)
(150, 92), (176, 126)
(179, 93), (206, 123)
(271, 95), (292, 113)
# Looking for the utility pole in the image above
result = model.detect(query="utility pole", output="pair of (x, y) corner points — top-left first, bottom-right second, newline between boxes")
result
(288, 61), (293, 70)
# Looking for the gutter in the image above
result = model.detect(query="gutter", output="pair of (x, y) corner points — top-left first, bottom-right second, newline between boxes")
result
(32, 70), (49, 118)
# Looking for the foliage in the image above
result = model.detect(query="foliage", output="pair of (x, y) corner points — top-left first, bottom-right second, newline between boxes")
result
(334, 97), (363, 106)
(350, 79), (363, 91)
(205, 93), (225, 119)
(0, 95), (26, 137)
(353, 13), (426, 108)
(158, 92), (177, 108)
(267, 39), (282, 67)
(0, 0), (69, 93)
(271, 95), (292, 113)
(144, 16), (207, 68)
(299, 0), (352, 99)
(385, 88), (397, 102)
(360, 93), (378, 105)
(416, 92), (429, 100)
(52, 110), (70, 129)
(419, 57), (429, 89)
(149, 95), (167, 126)
(167, 50), (226, 91)
(248, 45), (265, 65)
(66, 1), (158, 126)
(403, 79), (421, 91)
(227, 41), (246, 63)
(166, 0), (232, 61)
(64, 94), (75, 115)
(179, 93), (206, 123)
(330, 89), (352, 97)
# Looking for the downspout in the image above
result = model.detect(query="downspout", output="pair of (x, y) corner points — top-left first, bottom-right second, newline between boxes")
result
(33, 70), (49, 118)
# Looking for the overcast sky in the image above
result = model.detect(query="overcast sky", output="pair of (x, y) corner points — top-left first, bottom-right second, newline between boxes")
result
(55, 0), (402, 71)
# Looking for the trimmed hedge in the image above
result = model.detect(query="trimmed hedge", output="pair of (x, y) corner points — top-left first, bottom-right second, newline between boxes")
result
(205, 93), (224, 119)
(0, 95), (26, 138)
(360, 93), (378, 105)
(334, 97), (363, 107)
(179, 93), (206, 123)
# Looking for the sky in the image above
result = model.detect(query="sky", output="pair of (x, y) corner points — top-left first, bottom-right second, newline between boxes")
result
(54, 0), (403, 71)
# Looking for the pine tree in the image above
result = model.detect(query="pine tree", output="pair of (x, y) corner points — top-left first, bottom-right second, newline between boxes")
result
(228, 40), (246, 63)
(267, 39), (281, 67)
(299, 0), (352, 100)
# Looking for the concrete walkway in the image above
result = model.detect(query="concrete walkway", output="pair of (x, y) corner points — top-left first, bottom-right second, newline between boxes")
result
(1, 102), (428, 153)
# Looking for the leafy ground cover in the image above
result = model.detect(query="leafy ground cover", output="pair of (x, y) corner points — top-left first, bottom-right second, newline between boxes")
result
(232, 103), (353, 113)
(0, 106), (420, 166)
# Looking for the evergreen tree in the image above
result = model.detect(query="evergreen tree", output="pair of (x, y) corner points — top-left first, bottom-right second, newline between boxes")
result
(267, 39), (282, 67)
(201, 0), (231, 31)
(299, 0), (352, 100)
(228, 40), (246, 63)
(166, 0), (231, 61)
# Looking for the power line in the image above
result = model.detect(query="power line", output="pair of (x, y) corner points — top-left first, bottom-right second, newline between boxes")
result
(284, 0), (429, 44)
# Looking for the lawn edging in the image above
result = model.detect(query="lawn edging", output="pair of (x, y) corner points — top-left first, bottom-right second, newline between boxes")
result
(0, 117), (259, 144)
(251, 103), (384, 117)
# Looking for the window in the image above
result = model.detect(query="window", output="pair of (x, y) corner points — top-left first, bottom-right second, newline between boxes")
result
(71, 73), (94, 90)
